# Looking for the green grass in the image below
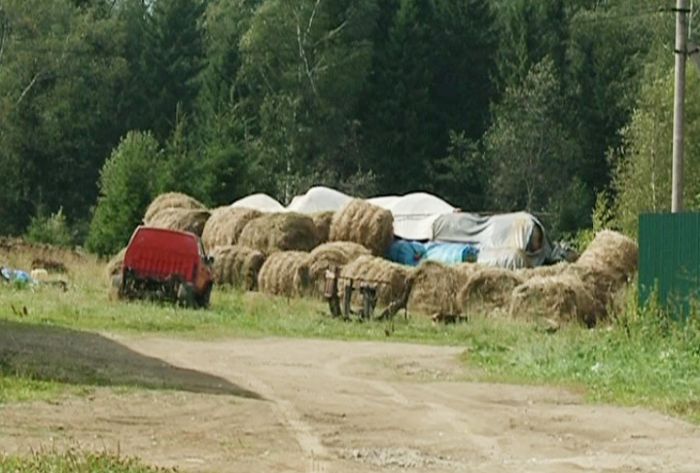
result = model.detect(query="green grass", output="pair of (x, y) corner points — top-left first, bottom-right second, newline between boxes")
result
(0, 449), (177, 472)
(0, 260), (699, 424)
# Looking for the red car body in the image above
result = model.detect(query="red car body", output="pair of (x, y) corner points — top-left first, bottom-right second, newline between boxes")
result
(119, 226), (213, 307)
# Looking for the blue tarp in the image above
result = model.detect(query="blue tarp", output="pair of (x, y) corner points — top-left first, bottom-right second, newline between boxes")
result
(423, 242), (479, 266)
(1, 267), (33, 284)
(386, 240), (426, 266)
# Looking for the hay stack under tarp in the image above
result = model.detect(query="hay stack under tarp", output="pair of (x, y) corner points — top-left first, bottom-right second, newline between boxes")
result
(510, 272), (602, 326)
(339, 255), (414, 307)
(257, 251), (311, 297)
(210, 245), (266, 291)
(143, 192), (206, 223)
(105, 247), (127, 282)
(145, 208), (211, 236)
(238, 212), (318, 255)
(408, 261), (471, 316)
(329, 199), (394, 256)
(312, 211), (335, 244)
(307, 241), (371, 296)
(459, 267), (524, 316)
(201, 206), (262, 252)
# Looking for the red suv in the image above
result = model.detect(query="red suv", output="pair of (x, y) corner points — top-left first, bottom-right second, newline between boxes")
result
(117, 226), (214, 308)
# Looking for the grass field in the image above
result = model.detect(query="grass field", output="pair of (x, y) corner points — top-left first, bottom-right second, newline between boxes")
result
(1, 244), (699, 425)
(0, 449), (178, 472)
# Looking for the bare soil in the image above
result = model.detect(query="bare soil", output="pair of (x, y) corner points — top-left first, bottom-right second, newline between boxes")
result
(1, 335), (699, 473)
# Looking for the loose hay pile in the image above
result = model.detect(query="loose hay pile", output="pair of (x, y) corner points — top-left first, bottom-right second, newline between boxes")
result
(307, 241), (371, 296)
(459, 267), (524, 316)
(516, 263), (568, 280)
(210, 245), (266, 290)
(257, 251), (311, 297)
(329, 200), (394, 256)
(238, 212), (318, 255)
(145, 208), (211, 236)
(201, 207), (262, 251)
(408, 261), (470, 316)
(339, 255), (414, 307)
(510, 272), (601, 326)
(143, 192), (206, 223)
(312, 211), (335, 244)
(105, 247), (127, 282)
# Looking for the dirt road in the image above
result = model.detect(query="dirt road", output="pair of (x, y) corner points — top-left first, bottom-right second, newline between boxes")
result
(1, 335), (699, 472)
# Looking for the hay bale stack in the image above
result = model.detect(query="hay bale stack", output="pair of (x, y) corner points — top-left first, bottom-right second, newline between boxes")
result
(459, 267), (524, 316)
(329, 199), (394, 256)
(574, 230), (638, 286)
(201, 206), (262, 252)
(312, 211), (335, 244)
(510, 273), (602, 326)
(408, 261), (470, 316)
(144, 192), (206, 222)
(238, 212), (318, 255)
(210, 245), (266, 291)
(307, 241), (372, 296)
(145, 208), (211, 236)
(105, 247), (127, 282)
(339, 255), (414, 306)
(517, 263), (569, 280)
(257, 251), (311, 297)
(454, 262), (481, 280)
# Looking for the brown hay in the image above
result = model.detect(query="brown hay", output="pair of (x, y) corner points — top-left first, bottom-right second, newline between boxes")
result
(144, 208), (211, 236)
(329, 199), (394, 256)
(143, 192), (206, 223)
(307, 241), (372, 296)
(458, 267), (524, 316)
(238, 212), (318, 255)
(569, 230), (638, 315)
(105, 247), (127, 282)
(516, 263), (569, 280)
(201, 206), (263, 252)
(339, 255), (414, 307)
(408, 261), (470, 316)
(31, 257), (68, 273)
(210, 245), (266, 291)
(312, 211), (335, 244)
(257, 251), (311, 297)
(510, 273), (602, 326)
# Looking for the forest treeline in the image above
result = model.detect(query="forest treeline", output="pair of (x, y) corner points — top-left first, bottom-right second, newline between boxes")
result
(0, 0), (696, 254)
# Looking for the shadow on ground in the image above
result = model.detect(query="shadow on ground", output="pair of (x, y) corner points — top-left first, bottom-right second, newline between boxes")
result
(0, 319), (261, 399)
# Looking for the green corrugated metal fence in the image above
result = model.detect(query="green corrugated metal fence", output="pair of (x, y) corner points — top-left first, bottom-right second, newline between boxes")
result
(639, 212), (700, 317)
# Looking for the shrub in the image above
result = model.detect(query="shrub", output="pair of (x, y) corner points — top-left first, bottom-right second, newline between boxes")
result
(25, 208), (74, 247)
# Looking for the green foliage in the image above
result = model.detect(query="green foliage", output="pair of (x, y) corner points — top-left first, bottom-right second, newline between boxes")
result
(86, 132), (161, 256)
(611, 67), (700, 236)
(0, 449), (177, 472)
(485, 58), (581, 215)
(25, 208), (74, 248)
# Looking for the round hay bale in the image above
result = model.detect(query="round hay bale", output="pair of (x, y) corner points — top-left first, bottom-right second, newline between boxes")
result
(307, 241), (372, 296)
(408, 261), (470, 316)
(144, 192), (206, 223)
(210, 245), (266, 291)
(105, 247), (127, 282)
(575, 230), (638, 286)
(257, 251), (311, 297)
(459, 267), (524, 316)
(312, 211), (335, 244)
(145, 208), (211, 236)
(339, 255), (414, 307)
(510, 273), (602, 326)
(516, 263), (569, 280)
(238, 212), (318, 255)
(453, 262), (481, 279)
(202, 206), (263, 252)
(329, 199), (394, 256)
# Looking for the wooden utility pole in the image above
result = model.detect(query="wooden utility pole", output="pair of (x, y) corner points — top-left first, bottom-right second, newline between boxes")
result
(672, 0), (690, 213)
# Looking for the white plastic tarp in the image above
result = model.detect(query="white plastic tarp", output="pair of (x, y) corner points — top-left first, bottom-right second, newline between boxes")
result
(287, 186), (352, 213)
(230, 193), (285, 212)
(432, 211), (551, 267)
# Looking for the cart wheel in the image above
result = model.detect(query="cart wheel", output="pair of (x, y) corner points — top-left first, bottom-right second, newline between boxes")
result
(177, 283), (195, 308)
